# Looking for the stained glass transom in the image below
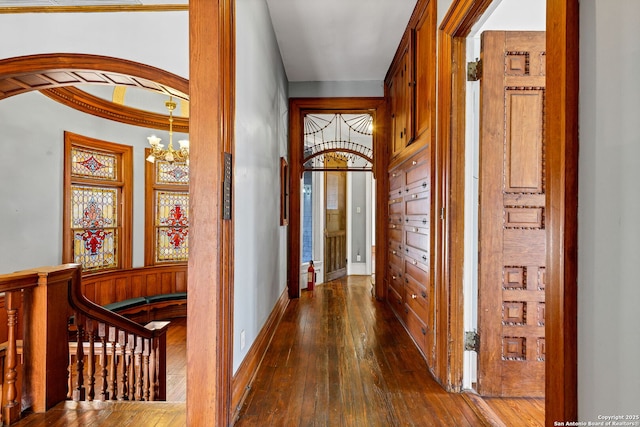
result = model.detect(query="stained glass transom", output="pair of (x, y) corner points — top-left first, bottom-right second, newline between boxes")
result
(156, 191), (189, 262)
(303, 113), (373, 171)
(71, 186), (118, 271)
(156, 161), (189, 184)
(71, 147), (117, 180)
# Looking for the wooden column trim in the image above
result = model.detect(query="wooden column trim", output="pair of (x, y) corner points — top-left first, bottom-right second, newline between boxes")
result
(188, 1), (235, 426)
(545, 0), (579, 423)
(436, 0), (492, 391)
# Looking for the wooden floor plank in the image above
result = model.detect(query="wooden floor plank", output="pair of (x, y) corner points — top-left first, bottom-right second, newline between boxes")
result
(234, 276), (485, 427)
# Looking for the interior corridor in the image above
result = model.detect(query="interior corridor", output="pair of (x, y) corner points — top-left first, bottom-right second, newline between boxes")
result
(235, 276), (482, 426)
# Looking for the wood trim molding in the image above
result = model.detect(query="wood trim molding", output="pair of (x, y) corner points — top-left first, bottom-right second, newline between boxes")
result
(0, 53), (189, 101)
(288, 97), (387, 300)
(0, 5), (188, 14)
(41, 87), (189, 132)
(231, 288), (290, 422)
(545, 0), (579, 423)
(188, 0), (235, 426)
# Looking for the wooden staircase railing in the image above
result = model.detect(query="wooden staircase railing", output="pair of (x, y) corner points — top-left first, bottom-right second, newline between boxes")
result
(0, 263), (170, 425)
(67, 265), (170, 403)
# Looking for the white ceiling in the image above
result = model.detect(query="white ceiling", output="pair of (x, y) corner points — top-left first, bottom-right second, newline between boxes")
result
(265, 0), (418, 82)
(0, 0), (417, 83)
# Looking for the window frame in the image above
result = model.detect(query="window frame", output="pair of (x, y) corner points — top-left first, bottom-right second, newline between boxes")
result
(62, 131), (133, 272)
(144, 148), (190, 266)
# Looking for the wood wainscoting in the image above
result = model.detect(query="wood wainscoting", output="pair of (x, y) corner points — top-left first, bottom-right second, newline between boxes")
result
(81, 264), (187, 307)
(231, 288), (290, 423)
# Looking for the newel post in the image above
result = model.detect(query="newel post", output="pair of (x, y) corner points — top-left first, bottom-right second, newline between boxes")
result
(22, 264), (79, 413)
(145, 321), (169, 401)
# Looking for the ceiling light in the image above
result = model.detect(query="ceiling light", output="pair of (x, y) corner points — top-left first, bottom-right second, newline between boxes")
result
(146, 96), (189, 164)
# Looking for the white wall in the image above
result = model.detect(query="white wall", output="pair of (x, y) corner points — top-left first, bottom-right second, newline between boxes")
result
(579, 0), (640, 419)
(233, 0), (289, 372)
(0, 92), (186, 271)
(0, 10), (189, 273)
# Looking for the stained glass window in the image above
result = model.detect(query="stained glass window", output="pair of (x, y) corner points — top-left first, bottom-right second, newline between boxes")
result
(145, 154), (189, 265)
(63, 132), (132, 273)
(71, 186), (118, 271)
(155, 191), (189, 262)
(71, 147), (117, 180)
(157, 162), (189, 184)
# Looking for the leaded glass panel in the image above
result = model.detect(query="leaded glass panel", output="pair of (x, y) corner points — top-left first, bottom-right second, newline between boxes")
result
(156, 191), (189, 262)
(71, 147), (117, 180)
(156, 161), (189, 184)
(71, 186), (118, 271)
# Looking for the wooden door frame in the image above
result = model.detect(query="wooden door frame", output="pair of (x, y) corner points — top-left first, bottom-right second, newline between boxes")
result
(288, 98), (387, 299)
(437, 0), (578, 423)
(188, 1), (235, 426)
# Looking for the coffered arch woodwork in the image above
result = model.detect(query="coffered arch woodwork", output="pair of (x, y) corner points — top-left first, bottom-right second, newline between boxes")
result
(0, 53), (189, 130)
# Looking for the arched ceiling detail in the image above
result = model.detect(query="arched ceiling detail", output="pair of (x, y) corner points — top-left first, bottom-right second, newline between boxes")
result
(0, 53), (189, 130)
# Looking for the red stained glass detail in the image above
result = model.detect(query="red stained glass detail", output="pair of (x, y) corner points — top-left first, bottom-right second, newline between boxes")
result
(161, 204), (189, 249)
(79, 229), (112, 255)
(75, 198), (113, 255)
(79, 155), (106, 173)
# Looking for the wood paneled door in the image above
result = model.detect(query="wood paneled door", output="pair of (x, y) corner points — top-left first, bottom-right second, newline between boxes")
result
(477, 31), (546, 397)
(324, 159), (347, 282)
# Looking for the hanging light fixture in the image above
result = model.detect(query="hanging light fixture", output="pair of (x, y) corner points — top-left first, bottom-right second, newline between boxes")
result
(146, 96), (189, 164)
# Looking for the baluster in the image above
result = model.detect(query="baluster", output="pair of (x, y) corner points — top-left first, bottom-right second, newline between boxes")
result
(3, 291), (20, 423)
(118, 330), (128, 400)
(143, 338), (151, 401)
(98, 323), (109, 400)
(135, 336), (144, 401)
(127, 334), (136, 401)
(72, 313), (86, 401)
(108, 326), (117, 400)
(67, 349), (74, 400)
(149, 338), (157, 401)
(86, 319), (96, 401)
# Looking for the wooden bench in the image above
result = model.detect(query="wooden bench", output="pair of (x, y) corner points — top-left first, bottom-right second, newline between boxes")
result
(103, 292), (187, 323)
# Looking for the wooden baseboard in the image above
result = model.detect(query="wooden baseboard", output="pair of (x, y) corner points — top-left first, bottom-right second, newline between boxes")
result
(461, 390), (508, 427)
(231, 288), (289, 421)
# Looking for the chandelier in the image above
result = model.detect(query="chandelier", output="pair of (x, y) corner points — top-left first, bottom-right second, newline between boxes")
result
(146, 96), (189, 164)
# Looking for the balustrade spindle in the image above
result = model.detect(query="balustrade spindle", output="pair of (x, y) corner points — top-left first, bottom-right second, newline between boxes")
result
(99, 323), (109, 400)
(127, 334), (136, 401)
(87, 319), (96, 401)
(3, 291), (20, 423)
(73, 314), (86, 401)
(135, 336), (144, 401)
(117, 330), (127, 401)
(149, 341), (157, 401)
(143, 338), (151, 401)
(108, 326), (117, 400)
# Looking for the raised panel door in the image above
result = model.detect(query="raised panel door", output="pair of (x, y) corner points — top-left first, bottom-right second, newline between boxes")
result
(477, 31), (546, 398)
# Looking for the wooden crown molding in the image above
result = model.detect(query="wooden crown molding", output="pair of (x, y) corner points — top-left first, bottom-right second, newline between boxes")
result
(41, 86), (189, 132)
(0, 5), (188, 14)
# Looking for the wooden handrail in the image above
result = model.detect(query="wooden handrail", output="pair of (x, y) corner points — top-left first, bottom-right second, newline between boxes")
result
(67, 266), (163, 340)
(0, 271), (39, 293)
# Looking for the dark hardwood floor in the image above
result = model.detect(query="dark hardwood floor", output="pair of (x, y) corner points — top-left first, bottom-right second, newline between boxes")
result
(12, 276), (543, 426)
(234, 276), (483, 426)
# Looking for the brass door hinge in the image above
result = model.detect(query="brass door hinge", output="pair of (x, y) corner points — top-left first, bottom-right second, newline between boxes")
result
(467, 60), (482, 81)
(464, 330), (479, 352)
